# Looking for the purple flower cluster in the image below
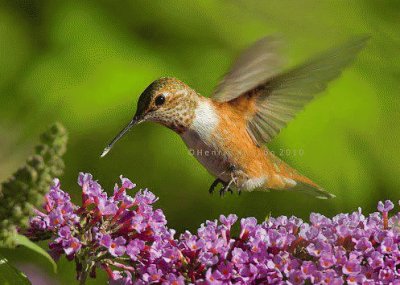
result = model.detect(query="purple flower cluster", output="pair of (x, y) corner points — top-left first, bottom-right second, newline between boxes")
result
(27, 174), (400, 284)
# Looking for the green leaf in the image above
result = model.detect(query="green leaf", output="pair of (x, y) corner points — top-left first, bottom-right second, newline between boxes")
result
(0, 254), (31, 285)
(15, 235), (57, 273)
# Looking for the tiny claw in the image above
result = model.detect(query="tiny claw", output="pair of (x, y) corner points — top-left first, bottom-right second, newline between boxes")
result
(219, 183), (232, 197)
(209, 178), (222, 194)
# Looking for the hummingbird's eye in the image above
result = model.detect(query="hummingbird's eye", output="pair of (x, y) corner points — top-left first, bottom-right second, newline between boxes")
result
(154, 94), (166, 106)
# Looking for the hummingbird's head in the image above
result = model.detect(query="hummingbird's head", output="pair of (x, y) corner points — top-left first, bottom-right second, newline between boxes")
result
(101, 77), (199, 157)
(134, 77), (198, 130)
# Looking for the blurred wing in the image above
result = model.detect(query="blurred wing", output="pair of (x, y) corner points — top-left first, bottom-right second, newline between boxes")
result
(246, 36), (369, 145)
(211, 36), (284, 102)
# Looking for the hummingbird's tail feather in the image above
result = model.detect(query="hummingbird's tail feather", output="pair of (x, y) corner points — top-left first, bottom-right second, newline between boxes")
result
(257, 149), (335, 198)
(289, 180), (335, 199)
(286, 171), (336, 199)
(258, 172), (335, 199)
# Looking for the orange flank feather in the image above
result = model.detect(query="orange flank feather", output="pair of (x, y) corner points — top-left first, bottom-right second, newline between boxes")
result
(212, 96), (329, 197)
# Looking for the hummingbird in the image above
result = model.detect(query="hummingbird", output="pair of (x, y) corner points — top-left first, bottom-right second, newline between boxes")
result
(101, 36), (368, 199)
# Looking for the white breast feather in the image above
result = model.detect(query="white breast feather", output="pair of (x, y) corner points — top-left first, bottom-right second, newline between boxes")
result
(181, 100), (225, 177)
(191, 100), (219, 140)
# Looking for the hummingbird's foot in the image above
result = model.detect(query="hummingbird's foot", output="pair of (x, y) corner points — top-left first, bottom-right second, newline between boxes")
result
(219, 186), (233, 196)
(230, 167), (249, 193)
(209, 178), (223, 194)
(219, 179), (234, 197)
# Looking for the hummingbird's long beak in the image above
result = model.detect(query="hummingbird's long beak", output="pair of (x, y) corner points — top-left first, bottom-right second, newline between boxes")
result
(100, 117), (141, 158)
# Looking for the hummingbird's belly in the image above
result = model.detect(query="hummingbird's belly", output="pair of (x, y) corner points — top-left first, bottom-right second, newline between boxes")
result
(181, 130), (231, 181)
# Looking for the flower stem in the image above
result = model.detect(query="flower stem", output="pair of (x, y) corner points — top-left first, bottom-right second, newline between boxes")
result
(383, 212), (388, 230)
(78, 260), (89, 285)
(79, 270), (88, 285)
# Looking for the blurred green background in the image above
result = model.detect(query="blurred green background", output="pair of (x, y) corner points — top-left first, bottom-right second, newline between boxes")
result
(0, 0), (399, 284)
